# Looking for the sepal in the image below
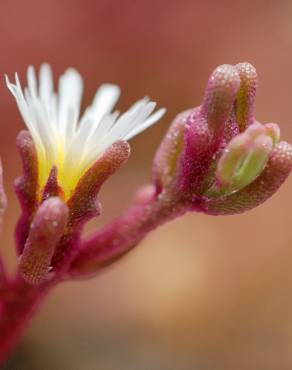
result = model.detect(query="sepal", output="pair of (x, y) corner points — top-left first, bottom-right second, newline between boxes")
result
(19, 197), (68, 285)
(152, 110), (188, 192)
(50, 140), (130, 270)
(235, 63), (258, 131)
(14, 131), (38, 254)
(67, 140), (130, 226)
(201, 64), (240, 133)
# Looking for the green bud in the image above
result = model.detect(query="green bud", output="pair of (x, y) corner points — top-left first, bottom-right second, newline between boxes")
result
(215, 123), (275, 195)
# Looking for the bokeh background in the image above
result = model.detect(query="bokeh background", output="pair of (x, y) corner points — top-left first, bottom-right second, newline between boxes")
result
(1, 0), (292, 369)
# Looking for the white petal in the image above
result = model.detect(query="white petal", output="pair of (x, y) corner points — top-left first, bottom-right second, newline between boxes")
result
(6, 75), (39, 139)
(127, 97), (150, 114)
(91, 83), (120, 118)
(78, 83), (120, 138)
(80, 112), (120, 164)
(106, 99), (155, 143)
(24, 93), (56, 160)
(27, 66), (38, 99)
(91, 111), (119, 140)
(58, 68), (83, 142)
(39, 63), (54, 113)
(5, 74), (47, 158)
(125, 107), (166, 140)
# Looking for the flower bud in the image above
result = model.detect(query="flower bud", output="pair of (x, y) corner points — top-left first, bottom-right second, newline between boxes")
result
(151, 63), (289, 207)
(215, 123), (275, 194)
(203, 141), (292, 215)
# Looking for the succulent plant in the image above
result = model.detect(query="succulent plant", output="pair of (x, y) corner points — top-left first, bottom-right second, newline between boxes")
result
(0, 62), (291, 365)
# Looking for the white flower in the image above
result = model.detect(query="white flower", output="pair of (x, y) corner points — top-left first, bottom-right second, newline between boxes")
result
(5, 64), (166, 198)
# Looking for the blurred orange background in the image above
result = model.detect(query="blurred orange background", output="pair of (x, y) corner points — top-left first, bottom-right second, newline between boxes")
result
(2, 0), (292, 369)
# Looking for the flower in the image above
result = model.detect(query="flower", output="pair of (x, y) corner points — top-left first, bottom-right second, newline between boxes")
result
(6, 64), (166, 198)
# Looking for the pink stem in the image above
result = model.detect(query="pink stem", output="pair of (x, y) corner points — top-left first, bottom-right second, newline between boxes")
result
(70, 191), (199, 276)
(0, 278), (52, 366)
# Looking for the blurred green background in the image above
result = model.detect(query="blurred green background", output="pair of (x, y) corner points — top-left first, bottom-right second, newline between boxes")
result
(2, 0), (292, 369)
